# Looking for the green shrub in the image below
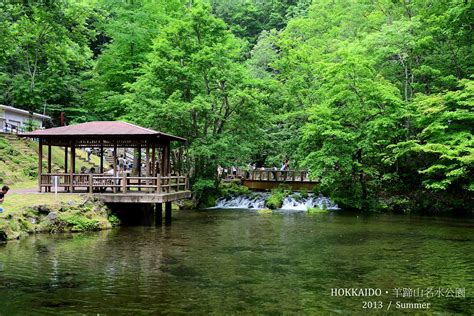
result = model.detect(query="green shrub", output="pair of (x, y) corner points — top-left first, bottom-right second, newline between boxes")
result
(299, 188), (308, 199)
(265, 185), (293, 209)
(192, 179), (218, 208)
(108, 214), (121, 227)
(265, 190), (284, 209)
(218, 182), (250, 197)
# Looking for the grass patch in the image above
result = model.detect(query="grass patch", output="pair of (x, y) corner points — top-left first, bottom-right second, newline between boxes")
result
(1, 134), (101, 190)
(0, 193), (81, 214)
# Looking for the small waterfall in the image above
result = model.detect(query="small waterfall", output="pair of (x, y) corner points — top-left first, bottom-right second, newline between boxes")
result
(214, 192), (338, 211)
(281, 195), (338, 211)
(215, 193), (268, 209)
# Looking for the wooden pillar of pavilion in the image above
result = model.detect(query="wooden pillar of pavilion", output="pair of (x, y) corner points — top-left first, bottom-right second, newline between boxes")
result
(64, 147), (68, 173)
(47, 144), (52, 192)
(70, 145), (75, 192)
(38, 139), (43, 193)
(159, 148), (164, 175)
(100, 140), (104, 174)
(151, 145), (156, 176)
(145, 141), (150, 176)
(64, 146), (68, 192)
(113, 141), (117, 193)
(161, 141), (170, 176)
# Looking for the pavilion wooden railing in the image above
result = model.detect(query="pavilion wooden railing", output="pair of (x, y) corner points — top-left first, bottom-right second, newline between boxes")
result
(39, 173), (189, 194)
(221, 169), (313, 182)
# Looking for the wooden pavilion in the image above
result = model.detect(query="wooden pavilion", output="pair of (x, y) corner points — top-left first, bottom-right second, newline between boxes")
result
(20, 121), (191, 205)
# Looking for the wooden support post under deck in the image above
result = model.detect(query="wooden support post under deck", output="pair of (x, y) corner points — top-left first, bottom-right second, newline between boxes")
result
(165, 202), (172, 224)
(155, 203), (162, 225)
(38, 139), (43, 192)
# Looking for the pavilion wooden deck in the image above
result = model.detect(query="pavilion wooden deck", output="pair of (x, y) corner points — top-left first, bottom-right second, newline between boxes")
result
(225, 169), (319, 191)
(39, 173), (191, 203)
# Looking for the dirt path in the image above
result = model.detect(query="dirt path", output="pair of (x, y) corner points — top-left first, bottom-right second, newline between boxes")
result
(9, 187), (39, 194)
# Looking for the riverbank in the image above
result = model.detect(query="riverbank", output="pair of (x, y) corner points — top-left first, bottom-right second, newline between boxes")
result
(0, 193), (119, 241)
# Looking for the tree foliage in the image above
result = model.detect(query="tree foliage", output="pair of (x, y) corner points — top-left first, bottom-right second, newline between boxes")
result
(0, 0), (472, 212)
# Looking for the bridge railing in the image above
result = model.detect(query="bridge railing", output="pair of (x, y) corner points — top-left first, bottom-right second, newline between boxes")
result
(39, 173), (189, 194)
(221, 168), (313, 182)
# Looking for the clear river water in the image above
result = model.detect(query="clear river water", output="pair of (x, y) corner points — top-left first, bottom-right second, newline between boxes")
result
(0, 209), (473, 314)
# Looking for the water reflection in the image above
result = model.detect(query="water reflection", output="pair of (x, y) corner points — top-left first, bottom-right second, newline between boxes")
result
(0, 211), (473, 314)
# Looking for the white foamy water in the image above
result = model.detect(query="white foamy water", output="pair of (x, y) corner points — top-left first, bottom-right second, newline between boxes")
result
(214, 192), (338, 211)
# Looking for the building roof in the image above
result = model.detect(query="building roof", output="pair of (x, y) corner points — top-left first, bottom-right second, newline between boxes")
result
(0, 104), (51, 120)
(20, 121), (186, 142)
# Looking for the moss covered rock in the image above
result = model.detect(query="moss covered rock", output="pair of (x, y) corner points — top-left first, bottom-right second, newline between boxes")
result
(0, 196), (118, 242)
(307, 207), (328, 214)
(265, 186), (291, 209)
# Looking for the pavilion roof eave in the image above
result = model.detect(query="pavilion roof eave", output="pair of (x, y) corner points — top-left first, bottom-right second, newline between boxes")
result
(19, 135), (184, 148)
(18, 121), (186, 143)
(19, 133), (184, 141)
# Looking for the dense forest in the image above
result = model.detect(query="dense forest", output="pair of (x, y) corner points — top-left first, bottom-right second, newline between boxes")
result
(0, 0), (472, 213)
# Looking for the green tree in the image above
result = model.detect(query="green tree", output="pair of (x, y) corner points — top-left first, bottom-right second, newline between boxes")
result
(0, 0), (96, 120)
(124, 3), (268, 180)
(300, 50), (403, 208)
(81, 0), (186, 120)
(388, 79), (473, 211)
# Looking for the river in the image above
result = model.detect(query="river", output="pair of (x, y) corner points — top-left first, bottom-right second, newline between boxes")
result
(0, 209), (472, 314)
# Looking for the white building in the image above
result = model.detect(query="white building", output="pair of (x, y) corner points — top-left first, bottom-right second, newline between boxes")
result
(0, 104), (51, 133)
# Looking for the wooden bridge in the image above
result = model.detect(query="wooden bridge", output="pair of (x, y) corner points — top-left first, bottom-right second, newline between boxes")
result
(223, 168), (318, 191)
